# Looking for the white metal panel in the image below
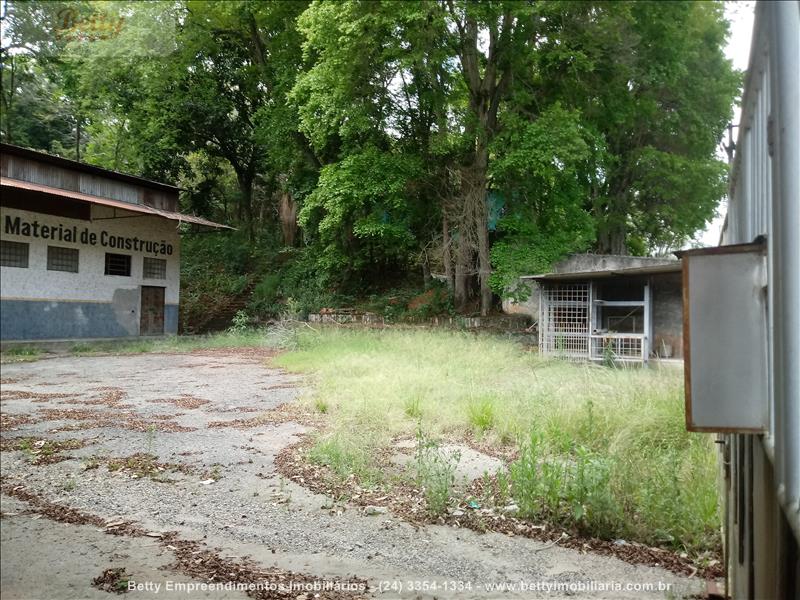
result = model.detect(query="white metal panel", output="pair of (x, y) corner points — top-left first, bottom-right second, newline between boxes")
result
(684, 248), (769, 432)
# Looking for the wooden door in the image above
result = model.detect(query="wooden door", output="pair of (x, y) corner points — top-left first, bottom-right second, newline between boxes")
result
(140, 286), (165, 336)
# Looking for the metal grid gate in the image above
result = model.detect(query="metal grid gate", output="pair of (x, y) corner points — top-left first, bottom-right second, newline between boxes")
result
(590, 334), (644, 362)
(539, 283), (590, 358)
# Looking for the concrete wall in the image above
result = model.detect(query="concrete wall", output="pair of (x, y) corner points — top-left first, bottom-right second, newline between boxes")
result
(553, 254), (676, 274)
(501, 284), (540, 319)
(1, 205), (180, 340)
(651, 272), (683, 358)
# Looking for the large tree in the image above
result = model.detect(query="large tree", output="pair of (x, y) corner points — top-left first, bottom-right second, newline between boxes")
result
(533, 1), (739, 254)
(55, 0), (313, 240)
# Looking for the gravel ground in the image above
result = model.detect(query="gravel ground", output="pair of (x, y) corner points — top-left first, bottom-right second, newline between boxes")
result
(1, 351), (707, 599)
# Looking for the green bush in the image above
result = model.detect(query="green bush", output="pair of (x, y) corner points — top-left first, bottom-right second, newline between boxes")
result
(467, 398), (495, 433)
(415, 428), (461, 517)
(274, 249), (338, 317)
(227, 310), (252, 334)
(308, 433), (382, 487)
(509, 431), (624, 539)
(249, 273), (282, 318)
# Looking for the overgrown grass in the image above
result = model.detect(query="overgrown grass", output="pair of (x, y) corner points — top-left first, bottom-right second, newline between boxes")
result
(0, 346), (42, 363)
(67, 329), (286, 356)
(1, 329), (291, 362)
(306, 432), (384, 488)
(276, 327), (721, 555)
(414, 427), (461, 516)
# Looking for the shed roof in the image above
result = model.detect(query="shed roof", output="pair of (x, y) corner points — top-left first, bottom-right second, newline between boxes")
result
(1, 177), (231, 229)
(521, 262), (682, 282)
(1, 143), (179, 194)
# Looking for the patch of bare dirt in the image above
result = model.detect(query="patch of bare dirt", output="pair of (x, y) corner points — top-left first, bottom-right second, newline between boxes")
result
(208, 403), (320, 429)
(1, 390), (78, 402)
(2, 483), (367, 600)
(92, 567), (131, 594)
(1, 483), (143, 535)
(275, 438), (427, 519)
(262, 383), (296, 391)
(147, 395), (210, 409)
(80, 453), (219, 483)
(186, 347), (278, 361)
(1, 436), (93, 465)
(208, 406), (262, 414)
(460, 432), (519, 463)
(78, 388), (129, 408)
(104, 453), (197, 480)
(38, 408), (196, 433)
(163, 534), (367, 599)
(0, 412), (40, 430)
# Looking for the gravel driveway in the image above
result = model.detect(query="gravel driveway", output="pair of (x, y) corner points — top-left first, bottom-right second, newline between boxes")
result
(1, 350), (705, 599)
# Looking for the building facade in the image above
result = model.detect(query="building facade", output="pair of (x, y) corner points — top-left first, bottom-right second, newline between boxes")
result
(0, 144), (227, 341)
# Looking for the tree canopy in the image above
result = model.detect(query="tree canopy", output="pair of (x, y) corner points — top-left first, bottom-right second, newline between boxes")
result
(0, 0), (739, 314)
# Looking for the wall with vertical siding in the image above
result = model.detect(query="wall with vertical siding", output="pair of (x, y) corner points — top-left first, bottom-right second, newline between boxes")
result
(0, 153), (177, 211)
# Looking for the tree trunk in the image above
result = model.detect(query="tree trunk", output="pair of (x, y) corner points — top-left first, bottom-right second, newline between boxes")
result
(597, 225), (627, 255)
(476, 199), (492, 315)
(442, 212), (454, 291)
(454, 226), (471, 310)
(278, 190), (298, 247)
(2, 56), (15, 143)
(113, 120), (125, 170)
(595, 187), (629, 255)
(468, 145), (492, 316)
(236, 171), (254, 242)
(445, 3), (516, 313)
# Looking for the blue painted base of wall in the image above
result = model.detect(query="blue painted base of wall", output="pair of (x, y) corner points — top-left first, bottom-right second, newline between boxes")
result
(164, 304), (179, 337)
(0, 300), (179, 340)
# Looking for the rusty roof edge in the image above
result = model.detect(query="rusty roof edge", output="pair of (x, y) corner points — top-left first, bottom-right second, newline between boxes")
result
(1, 143), (181, 193)
(1, 177), (233, 230)
(521, 262), (682, 281)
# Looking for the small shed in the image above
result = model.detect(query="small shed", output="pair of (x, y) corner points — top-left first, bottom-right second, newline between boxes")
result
(521, 257), (683, 364)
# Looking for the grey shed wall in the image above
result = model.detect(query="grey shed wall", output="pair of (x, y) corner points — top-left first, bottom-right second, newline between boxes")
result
(651, 272), (683, 358)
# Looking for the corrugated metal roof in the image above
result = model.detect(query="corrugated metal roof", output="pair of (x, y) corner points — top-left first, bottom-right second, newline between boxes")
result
(521, 262), (682, 281)
(1, 143), (179, 193)
(1, 177), (232, 230)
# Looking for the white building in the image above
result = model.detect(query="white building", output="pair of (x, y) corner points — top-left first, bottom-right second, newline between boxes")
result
(0, 143), (228, 341)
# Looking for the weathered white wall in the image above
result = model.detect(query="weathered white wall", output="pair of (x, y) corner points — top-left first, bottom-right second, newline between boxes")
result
(1, 205), (181, 339)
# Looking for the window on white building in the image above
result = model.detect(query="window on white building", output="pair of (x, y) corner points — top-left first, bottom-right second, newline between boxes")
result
(0, 240), (29, 268)
(142, 257), (166, 279)
(104, 253), (131, 276)
(47, 246), (79, 273)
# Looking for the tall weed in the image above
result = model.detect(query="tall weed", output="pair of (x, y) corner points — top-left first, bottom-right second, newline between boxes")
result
(415, 427), (461, 517)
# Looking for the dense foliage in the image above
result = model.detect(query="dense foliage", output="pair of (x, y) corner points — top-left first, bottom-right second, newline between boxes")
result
(1, 0), (739, 317)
